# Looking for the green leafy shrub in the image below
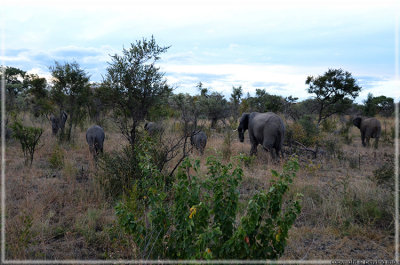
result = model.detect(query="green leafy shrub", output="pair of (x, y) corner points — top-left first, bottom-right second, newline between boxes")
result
(48, 144), (64, 169)
(235, 153), (255, 168)
(322, 135), (342, 158)
(285, 122), (307, 146)
(321, 117), (337, 133)
(339, 119), (353, 145)
(98, 135), (160, 201)
(298, 115), (319, 146)
(10, 120), (43, 166)
(286, 118), (319, 147)
(222, 130), (234, 160)
(116, 156), (302, 260)
(373, 156), (396, 190)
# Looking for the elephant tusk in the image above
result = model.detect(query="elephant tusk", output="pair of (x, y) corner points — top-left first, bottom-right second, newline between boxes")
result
(232, 129), (238, 132)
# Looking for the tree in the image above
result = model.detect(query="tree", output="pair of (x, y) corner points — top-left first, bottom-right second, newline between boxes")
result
(24, 74), (53, 117)
(246, 89), (284, 113)
(197, 82), (208, 97)
(49, 61), (91, 141)
(230, 86), (242, 119)
(363, 93), (377, 117)
(198, 91), (230, 129)
(282, 95), (299, 120)
(306, 68), (361, 125)
(103, 36), (172, 147)
(363, 93), (394, 117)
(10, 120), (43, 166)
(374, 95), (394, 117)
(172, 93), (199, 128)
(0, 66), (26, 114)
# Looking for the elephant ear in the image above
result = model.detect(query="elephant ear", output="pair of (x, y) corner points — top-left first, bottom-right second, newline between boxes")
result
(239, 113), (249, 130)
(353, 117), (362, 129)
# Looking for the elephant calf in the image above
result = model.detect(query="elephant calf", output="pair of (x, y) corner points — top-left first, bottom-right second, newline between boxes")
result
(238, 112), (285, 160)
(50, 111), (68, 135)
(190, 130), (207, 155)
(86, 125), (105, 159)
(144, 122), (163, 136)
(353, 117), (381, 148)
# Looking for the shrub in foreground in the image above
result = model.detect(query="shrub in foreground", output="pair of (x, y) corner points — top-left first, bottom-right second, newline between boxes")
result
(10, 120), (43, 166)
(116, 155), (302, 259)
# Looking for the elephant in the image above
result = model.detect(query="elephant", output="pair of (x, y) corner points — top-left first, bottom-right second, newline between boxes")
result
(353, 117), (381, 148)
(50, 111), (68, 135)
(86, 125), (105, 159)
(238, 112), (285, 160)
(190, 130), (207, 155)
(144, 122), (163, 135)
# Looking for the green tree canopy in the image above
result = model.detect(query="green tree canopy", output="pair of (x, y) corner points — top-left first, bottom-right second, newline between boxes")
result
(230, 85), (243, 119)
(198, 90), (230, 128)
(363, 93), (394, 117)
(0, 66), (26, 113)
(306, 68), (361, 124)
(24, 74), (52, 117)
(244, 89), (284, 113)
(103, 36), (172, 146)
(49, 61), (91, 141)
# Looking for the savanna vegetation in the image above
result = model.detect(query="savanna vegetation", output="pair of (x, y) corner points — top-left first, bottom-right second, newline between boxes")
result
(1, 36), (398, 260)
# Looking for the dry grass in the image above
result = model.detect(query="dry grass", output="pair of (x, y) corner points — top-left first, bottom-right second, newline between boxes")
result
(4, 115), (397, 259)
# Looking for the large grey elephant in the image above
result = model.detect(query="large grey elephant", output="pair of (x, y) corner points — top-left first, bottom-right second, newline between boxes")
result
(144, 122), (163, 135)
(190, 130), (207, 155)
(353, 117), (381, 148)
(50, 111), (68, 135)
(238, 112), (285, 159)
(86, 125), (105, 159)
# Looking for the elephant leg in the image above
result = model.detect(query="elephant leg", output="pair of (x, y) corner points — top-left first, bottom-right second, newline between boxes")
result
(361, 131), (366, 147)
(262, 144), (275, 161)
(365, 136), (370, 147)
(250, 143), (258, 156)
(89, 145), (95, 156)
(270, 149), (276, 161)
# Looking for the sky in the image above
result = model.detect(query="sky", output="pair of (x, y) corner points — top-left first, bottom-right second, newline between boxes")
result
(1, 0), (399, 102)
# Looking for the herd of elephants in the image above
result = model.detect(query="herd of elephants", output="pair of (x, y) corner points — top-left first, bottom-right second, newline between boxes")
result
(50, 110), (382, 161)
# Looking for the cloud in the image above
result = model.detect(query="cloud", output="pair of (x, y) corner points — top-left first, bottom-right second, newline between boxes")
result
(161, 63), (398, 101)
(252, 81), (287, 89)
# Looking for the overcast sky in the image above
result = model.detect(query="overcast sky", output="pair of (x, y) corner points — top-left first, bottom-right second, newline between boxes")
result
(1, 0), (399, 102)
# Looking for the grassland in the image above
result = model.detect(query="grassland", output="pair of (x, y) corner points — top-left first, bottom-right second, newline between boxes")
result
(4, 114), (397, 260)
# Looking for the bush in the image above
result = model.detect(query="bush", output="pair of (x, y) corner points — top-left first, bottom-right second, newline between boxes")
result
(339, 118), (353, 145)
(49, 144), (64, 169)
(321, 118), (337, 133)
(285, 122), (307, 146)
(116, 156), (302, 259)
(298, 115), (319, 146)
(322, 135), (342, 158)
(235, 153), (255, 168)
(98, 135), (161, 201)
(222, 130), (234, 160)
(10, 120), (43, 166)
(373, 157), (396, 190)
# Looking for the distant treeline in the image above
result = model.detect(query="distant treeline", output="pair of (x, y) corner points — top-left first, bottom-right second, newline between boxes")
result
(1, 37), (395, 141)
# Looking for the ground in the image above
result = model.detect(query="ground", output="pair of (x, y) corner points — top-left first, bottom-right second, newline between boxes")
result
(4, 115), (397, 260)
